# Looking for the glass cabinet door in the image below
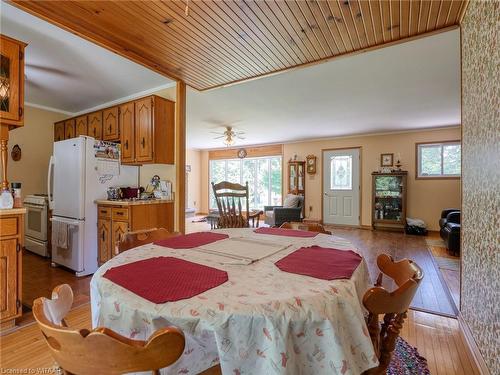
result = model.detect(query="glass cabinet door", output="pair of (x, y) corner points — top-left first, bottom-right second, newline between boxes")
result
(289, 164), (296, 191)
(0, 38), (21, 122)
(374, 175), (404, 222)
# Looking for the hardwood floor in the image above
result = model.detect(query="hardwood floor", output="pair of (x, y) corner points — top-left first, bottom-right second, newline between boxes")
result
(324, 227), (458, 317)
(0, 304), (479, 375)
(22, 250), (91, 308)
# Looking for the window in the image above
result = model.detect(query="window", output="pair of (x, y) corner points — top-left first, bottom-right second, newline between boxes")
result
(417, 141), (461, 178)
(209, 156), (282, 210)
(330, 155), (352, 190)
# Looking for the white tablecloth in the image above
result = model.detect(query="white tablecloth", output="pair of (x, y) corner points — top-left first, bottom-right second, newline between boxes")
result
(91, 229), (377, 375)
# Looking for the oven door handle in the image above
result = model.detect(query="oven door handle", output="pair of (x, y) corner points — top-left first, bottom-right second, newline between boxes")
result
(47, 156), (54, 210)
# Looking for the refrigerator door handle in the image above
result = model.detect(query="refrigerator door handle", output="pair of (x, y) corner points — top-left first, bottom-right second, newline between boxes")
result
(47, 156), (54, 210)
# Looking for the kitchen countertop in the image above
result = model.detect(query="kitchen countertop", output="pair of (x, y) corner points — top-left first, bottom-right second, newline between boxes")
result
(95, 199), (174, 206)
(0, 207), (27, 216)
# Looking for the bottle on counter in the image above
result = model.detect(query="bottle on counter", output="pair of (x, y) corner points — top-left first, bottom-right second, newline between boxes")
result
(0, 188), (14, 209)
(11, 182), (22, 208)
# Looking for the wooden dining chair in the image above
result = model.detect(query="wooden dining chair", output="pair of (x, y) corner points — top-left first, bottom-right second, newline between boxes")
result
(362, 254), (424, 375)
(211, 181), (263, 228)
(280, 221), (332, 234)
(33, 284), (185, 375)
(115, 228), (181, 255)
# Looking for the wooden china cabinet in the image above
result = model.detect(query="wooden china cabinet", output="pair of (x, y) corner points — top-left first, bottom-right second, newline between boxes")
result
(287, 160), (306, 217)
(372, 171), (407, 232)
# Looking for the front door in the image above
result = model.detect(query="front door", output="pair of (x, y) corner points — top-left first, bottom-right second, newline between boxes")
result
(323, 148), (360, 226)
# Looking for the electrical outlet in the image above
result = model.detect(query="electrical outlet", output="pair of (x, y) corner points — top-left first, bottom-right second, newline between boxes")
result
(309, 205), (313, 211)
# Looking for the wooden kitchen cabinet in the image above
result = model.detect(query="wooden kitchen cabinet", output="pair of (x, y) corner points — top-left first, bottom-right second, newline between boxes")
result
(53, 95), (174, 164)
(112, 221), (128, 256)
(135, 97), (153, 162)
(96, 202), (174, 265)
(0, 35), (27, 127)
(88, 111), (103, 140)
(119, 102), (135, 163)
(0, 211), (24, 331)
(97, 218), (112, 265)
(132, 95), (175, 164)
(54, 121), (65, 142)
(64, 119), (76, 139)
(75, 115), (88, 136)
(103, 106), (119, 141)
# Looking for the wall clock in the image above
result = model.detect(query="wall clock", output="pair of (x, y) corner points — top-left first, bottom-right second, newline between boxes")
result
(380, 153), (394, 167)
(237, 148), (247, 159)
(306, 154), (316, 174)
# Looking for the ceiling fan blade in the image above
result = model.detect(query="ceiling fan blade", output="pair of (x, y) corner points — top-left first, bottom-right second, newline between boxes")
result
(25, 64), (77, 78)
(213, 135), (226, 139)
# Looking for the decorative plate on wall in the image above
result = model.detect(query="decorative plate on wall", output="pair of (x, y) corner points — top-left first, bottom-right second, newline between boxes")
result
(11, 144), (21, 161)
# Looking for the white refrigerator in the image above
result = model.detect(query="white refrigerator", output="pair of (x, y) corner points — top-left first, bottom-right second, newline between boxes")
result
(48, 136), (138, 276)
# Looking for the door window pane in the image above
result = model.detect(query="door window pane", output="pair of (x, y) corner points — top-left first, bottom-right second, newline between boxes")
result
(256, 159), (270, 209)
(242, 159), (256, 208)
(226, 160), (241, 183)
(331, 155), (352, 190)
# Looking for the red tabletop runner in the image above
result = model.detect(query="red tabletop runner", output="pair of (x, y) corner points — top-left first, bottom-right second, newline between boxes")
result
(154, 232), (229, 249)
(103, 257), (228, 303)
(254, 227), (318, 238)
(275, 246), (362, 280)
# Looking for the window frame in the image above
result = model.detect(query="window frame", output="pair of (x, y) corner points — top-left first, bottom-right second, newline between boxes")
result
(415, 140), (461, 180)
(209, 155), (283, 211)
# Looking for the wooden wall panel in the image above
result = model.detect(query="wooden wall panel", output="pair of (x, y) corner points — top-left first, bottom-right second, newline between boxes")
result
(208, 144), (283, 160)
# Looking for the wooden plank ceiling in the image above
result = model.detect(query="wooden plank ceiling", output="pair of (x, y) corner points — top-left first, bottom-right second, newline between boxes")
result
(10, 0), (468, 91)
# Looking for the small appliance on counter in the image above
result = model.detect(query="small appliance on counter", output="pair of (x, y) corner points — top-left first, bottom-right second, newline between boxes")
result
(24, 194), (50, 257)
(149, 175), (173, 200)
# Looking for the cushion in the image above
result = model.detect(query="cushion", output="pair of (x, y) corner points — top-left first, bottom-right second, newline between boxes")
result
(283, 194), (300, 208)
(265, 210), (274, 219)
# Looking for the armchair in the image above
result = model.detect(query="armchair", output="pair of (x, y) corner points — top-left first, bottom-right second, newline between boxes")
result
(439, 209), (461, 256)
(264, 195), (304, 227)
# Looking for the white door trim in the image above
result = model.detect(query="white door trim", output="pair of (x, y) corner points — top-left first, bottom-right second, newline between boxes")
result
(322, 147), (362, 226)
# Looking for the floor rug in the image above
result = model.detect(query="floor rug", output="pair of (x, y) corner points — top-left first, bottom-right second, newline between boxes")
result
(387, 337), (430, 375)
(430, 246), (460, 272)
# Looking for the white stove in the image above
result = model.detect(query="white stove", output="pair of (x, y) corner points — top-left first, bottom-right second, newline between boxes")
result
(24, 194), (49, 257)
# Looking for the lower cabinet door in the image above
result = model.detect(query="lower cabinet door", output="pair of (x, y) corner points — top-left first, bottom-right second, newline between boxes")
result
(112, 221), (128, 257)
(97, 219), (111, 265)
(0, 238), (19, 321)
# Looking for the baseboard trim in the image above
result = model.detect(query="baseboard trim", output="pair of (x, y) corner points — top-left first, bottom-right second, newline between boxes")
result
(323, 223), (373, 230)
(458, 313), (491, 375)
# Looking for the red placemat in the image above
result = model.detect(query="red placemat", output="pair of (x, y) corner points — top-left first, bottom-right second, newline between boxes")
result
(275, 246), (362, 280)
(154, 232), (229, 249)
(254, 227), (318, 237)
(103, 257), (228, 303)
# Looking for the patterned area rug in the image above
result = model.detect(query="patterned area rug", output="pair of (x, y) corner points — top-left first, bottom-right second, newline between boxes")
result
(387, 337), (430, 375)
(429, 245), (460, 272)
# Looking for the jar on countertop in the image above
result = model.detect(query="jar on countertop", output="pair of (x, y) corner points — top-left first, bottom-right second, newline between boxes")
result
(11, 182), (22, 208)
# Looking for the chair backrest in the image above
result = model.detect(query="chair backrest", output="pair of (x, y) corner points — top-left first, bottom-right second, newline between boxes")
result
(33, 284), (185, 375)
(280, 222), (331, 235)
(362, 254), (423, 374)
(116, 228), (181, 255)
(211, 181), (250, 228)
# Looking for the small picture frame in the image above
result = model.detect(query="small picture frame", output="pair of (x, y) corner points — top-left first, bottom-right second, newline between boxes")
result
(380, 153), (394, 167)
(306, 154), (316, 174)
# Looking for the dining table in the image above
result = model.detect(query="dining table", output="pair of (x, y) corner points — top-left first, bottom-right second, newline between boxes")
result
(90, 228), (378, 375)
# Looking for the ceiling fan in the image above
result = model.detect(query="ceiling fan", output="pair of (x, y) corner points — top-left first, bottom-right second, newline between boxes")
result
(211, 126), (245, 147)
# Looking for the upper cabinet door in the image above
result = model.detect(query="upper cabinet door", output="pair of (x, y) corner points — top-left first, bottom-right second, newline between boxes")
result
(0, 36), (25, 126)
(119, 102), (135, 163)
(103, 107), (119, 141)
(64, 119), (76, 139)
(135, 97), (153, 163)
(54, 121), (65, 142)
(88, 111), (103, 140)
(75, 115), (87, 136)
